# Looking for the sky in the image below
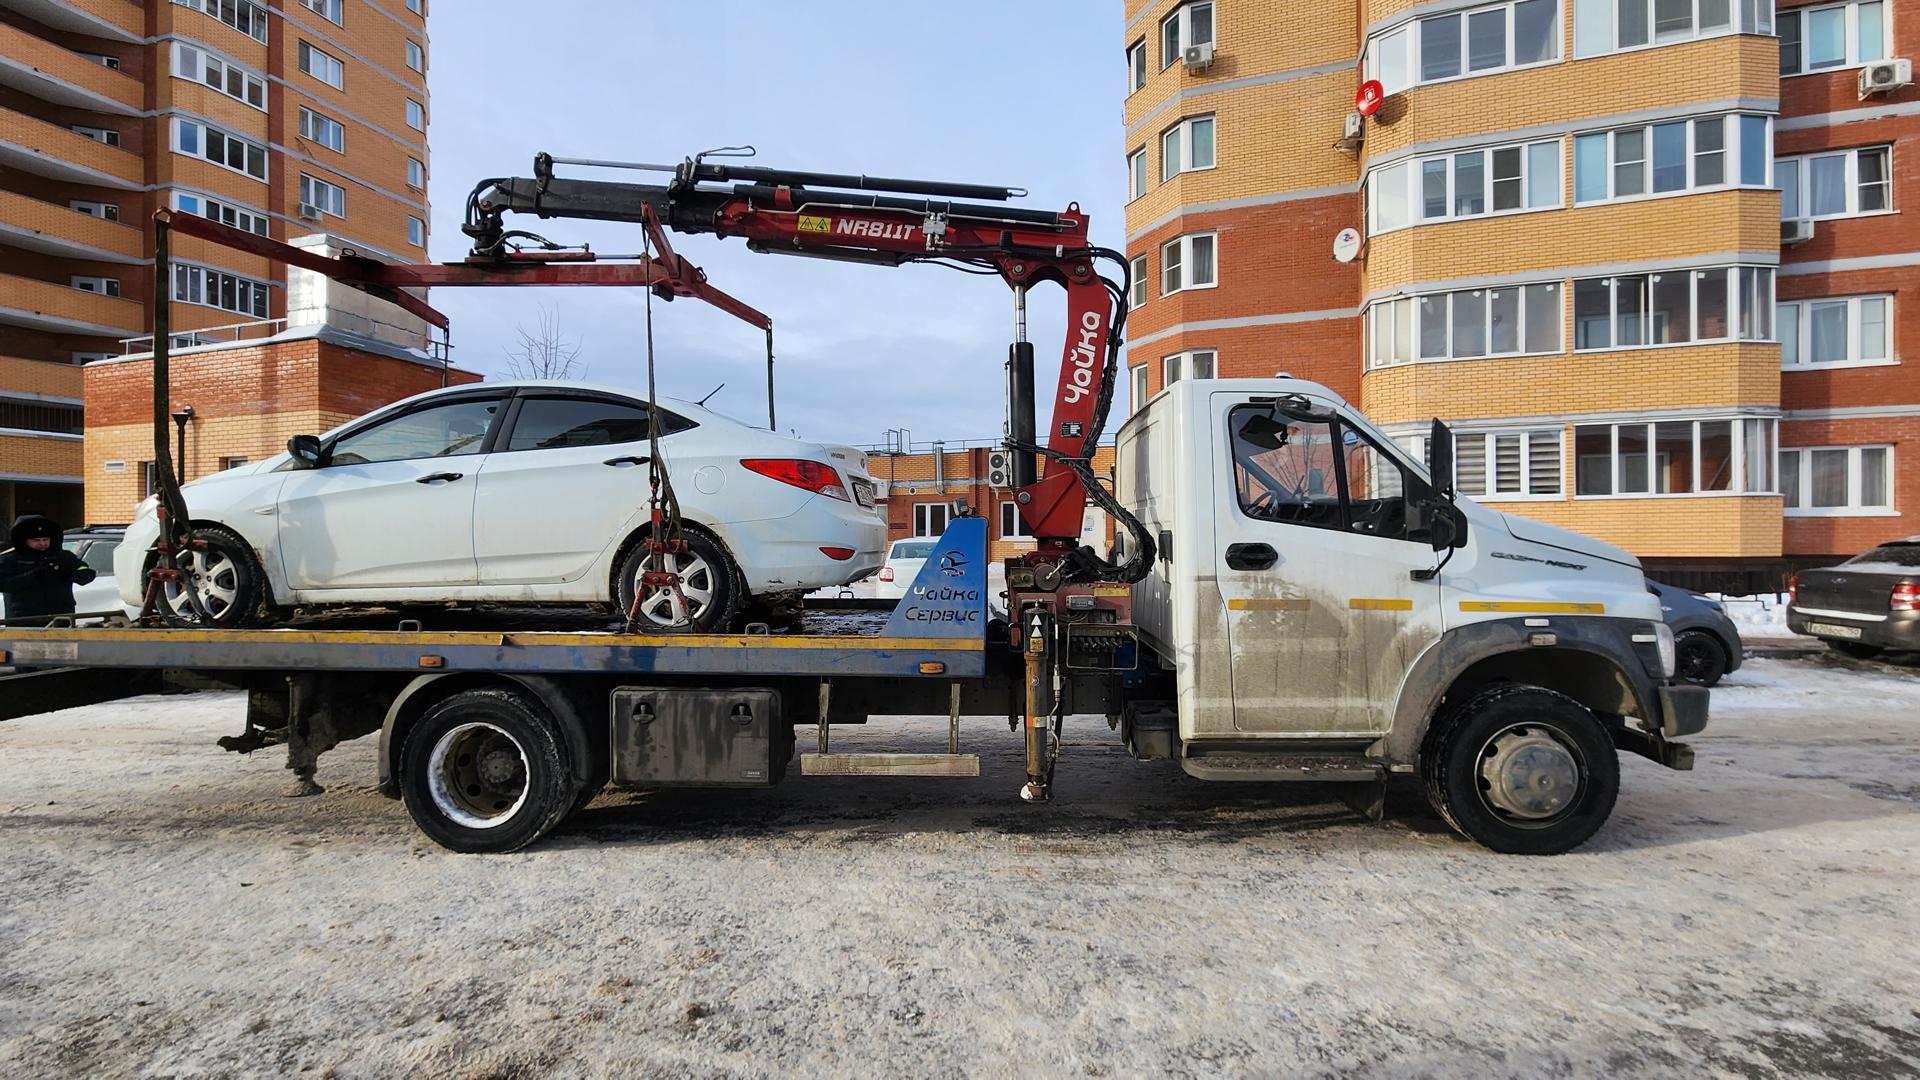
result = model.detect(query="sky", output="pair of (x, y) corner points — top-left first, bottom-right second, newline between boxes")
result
(424, 2), (1125, 449)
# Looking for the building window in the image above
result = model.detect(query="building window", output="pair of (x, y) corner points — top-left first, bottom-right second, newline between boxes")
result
(1131, 363), (1150, 411)
(220, 456), (250, 470)
(1421, 429), (1566, 498)
(409, 216), (426, 247)
(299, 174), (346, 217)
(406, 40), (425, 72)
(407, 99), (426, 130)
(1778, 295), (1893, 368)
(1160, 2), (1214, 68)
(1573, 266), (1772, 350)
(298, 41), (345, 89)
(1777, 146), (1892, 221)
(913, 502), (952, 537)
(1128, 148), (1147, 200)
(71, 125), (119, 146)
(71, 276), (121, 297)
(1779, 445), (1892, 513)
(172, 192), (269, 236)
(172, 118), (267, 181)
(1128, 254), (1147, 309)
(70, 200), (119, 221)
(1778, 2), (1887, 76)
(1163, 349), (1216, 385)
(171, 43), (267, 111)
(1574, 0), (1772, 56)
(1368, 282), (1562, 368)
(1575, 417), (1776, 496)
(174, 0), (269, 44)
(298, 107), (345, 153)
(1573, 113), (1770, 204)
(1160, 115), (1215, 181)
(0, 400), (82, 435)
(1368, 0), (1559, 90)
(173, 263), (272, 318)
(1127, 38), (1147, 91)
(408, 157), (426, 188)
(407, 0), (422, 11)
(1161, 233), (1217, 295)
(1368, 138), (1561, 234)
(999, 501), (1032, 540)
(300, 0), (342, 24)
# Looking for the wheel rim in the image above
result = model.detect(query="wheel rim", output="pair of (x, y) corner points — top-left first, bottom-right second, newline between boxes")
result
(164, 547), (240, 620)
(1676, 637), (1718, 682)
(1476, 723), (1585, 825)
(426, 721), (530, 830)
(632, 549), (715, 627)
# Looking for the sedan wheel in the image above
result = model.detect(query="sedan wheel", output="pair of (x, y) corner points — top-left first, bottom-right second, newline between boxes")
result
(155, 527), (266, 628)
(615, 528), (741, 633)
(633, 549), (718, 627)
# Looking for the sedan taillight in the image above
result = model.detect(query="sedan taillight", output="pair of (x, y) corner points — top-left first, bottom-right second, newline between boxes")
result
(1787, 573), (1798, 605)
(739, 458), (849, 501)
(879, 566), (894, 581)
(1893, 582), (1920, 612)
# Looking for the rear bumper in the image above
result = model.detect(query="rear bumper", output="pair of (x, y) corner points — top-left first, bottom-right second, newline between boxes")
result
(1788, 607), (1920, 649)
(712, 499), (886, 593)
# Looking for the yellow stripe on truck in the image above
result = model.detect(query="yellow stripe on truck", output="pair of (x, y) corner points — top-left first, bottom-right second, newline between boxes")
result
(1226, 598), (1310, 611)
(1348, 598), (1414, 611)
(1458, 601), (1606, 615)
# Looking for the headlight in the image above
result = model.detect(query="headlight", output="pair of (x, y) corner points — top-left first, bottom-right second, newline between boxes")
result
(1631, 622), (1677, 679)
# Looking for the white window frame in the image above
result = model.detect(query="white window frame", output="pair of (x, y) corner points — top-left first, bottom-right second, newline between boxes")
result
(406, 40), (425, 73)
(1371, 281), (1565, 368)
(298, 41), (345, 89)
(1127, 38), (1147, 92)
(70, 276), (121, 297)
(408, 216), (426, 247)
(171, 43), (268, 112)
(408, 157), (426, 189)
(1779, 444), (1895, 515)
(407, 0), (422, 11)
(1777, 1), (1889, 77)
(1778, 294), (1895, 369)
(1160, 2), (1215, 69)
(1776, 145), (1893, 221)
(1573, 0), (1773, 58)
(173, 0), (269, 44)
(298, 107), (345, 153)
(913, 502), (952, 538)
(300, 0), (343, 24)
(299, 174), (346, 217)
(1373, 0), (1563, 89)
(1131, 363), (1150, 411)
(1127, 147), (1147, 201)
(1160, 114), (1216, 182)
(220, 456), (250, 471)
(999, 500), (1033, 540)
(1128, 254), (1148, 309)
(1573, 416), (1777, 497)
(1573, 113), (1771, 205)
(172, 261), (272, 318)
(1163, 349), (1216, 386)
(1160, 232), (1217, 296)
(69, 200), (119, 221)
(1445, 428), (1567, 499)
(1368, 137), (1562, 234)
(1571, 265), (1773, 352)
(171, 118), (268, 182)
(171, 191), (270, 236)
(406, 99), (426, 131)
(71, 125), (119, 146)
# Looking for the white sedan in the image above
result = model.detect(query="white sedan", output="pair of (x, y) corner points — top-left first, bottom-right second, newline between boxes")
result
(116, 381), (886, 630)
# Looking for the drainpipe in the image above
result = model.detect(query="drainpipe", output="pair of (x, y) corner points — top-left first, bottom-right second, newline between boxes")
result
(932, 440), (945, 495)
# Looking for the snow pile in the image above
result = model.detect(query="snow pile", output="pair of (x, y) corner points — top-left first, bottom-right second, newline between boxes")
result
(1713, 592), (1791, 639)
(1712, 655), (1920, 713)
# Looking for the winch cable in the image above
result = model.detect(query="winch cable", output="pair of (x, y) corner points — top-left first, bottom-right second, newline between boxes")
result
(623, 232), (696, 632)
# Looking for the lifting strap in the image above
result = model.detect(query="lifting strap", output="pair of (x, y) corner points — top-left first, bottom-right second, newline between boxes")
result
(624, 227), (696, 632)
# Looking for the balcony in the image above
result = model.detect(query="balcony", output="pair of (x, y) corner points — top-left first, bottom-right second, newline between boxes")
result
(0, 189), (143, 264)
(0, 271), (144, 337)
(0, 431), (83, 482)
(0, 21), (143, 116)
(0, 103), (142, 189)
(0, 0), (143, 44)
(0, 354), (82, 400)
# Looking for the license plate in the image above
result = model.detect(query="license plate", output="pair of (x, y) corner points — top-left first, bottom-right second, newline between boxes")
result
(852, 478), (876, 508)
(1807, 621), (1864, 640)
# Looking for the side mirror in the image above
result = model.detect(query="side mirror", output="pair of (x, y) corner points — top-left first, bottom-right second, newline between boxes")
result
(287, 434), (325, 469)
(1423, 498), (1469, 551)
(1426, 418), (1455, 498)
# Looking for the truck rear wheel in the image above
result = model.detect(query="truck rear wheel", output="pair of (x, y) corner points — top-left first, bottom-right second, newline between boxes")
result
(399, 688), (576, 853)
(1422, 685), (1619, 856)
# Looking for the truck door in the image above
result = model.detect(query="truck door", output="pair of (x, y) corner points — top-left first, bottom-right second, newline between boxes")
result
(1211, 394), (1443, 734)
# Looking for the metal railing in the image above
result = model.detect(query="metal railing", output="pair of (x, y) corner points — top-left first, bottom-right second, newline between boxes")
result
(119, 319), (288, 354)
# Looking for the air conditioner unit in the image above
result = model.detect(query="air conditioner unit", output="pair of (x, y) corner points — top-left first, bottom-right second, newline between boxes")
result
(1182, 42), (1214, 69)
(987, 449), (1012, 490)
(297, 203), (323, 221)
(1337, 111), (1364, 150)
(1781, 218), (1814, 246)
(1858, 58), (1912, 98)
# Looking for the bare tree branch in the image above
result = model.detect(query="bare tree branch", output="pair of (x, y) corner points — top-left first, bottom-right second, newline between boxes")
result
(502, 303), (585, 380)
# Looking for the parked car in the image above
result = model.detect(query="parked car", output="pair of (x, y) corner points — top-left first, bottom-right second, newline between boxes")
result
(1648, 580), (1744, 687)
(874, 537), (937, 599)
(1, 526), (131, 624)
(116, 381), (887, 631)
(1788, 537), (1920, 659)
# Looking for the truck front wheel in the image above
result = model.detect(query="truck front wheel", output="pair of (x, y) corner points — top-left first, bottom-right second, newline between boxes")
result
(399, 688), (577, 853)
(1422, 686), (1619, 856)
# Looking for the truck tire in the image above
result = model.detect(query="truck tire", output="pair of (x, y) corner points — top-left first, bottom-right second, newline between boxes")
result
(1421, 685), (1619, 856)
(399, 687), (577, 853)
(1674, 629), (1729, 687)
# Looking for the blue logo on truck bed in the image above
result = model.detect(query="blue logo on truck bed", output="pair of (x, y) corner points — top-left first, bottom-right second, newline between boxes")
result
(881, 517), (988, 638)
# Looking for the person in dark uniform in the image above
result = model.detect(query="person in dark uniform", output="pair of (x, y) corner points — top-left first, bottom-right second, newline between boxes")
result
(0, 514), (96, 623)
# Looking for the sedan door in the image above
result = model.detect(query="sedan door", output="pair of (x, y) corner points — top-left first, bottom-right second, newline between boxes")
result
(471, 393), (678, 586)
(277, 394), (507, 590)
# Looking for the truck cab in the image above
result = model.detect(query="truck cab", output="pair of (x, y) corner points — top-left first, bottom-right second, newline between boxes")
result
(1116, 378), (1708, 854)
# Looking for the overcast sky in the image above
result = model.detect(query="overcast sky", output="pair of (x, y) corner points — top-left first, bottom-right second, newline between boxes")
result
(424, 2), (1124, 449)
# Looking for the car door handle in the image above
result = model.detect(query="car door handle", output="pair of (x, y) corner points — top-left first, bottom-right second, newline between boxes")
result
(416, 472), (464, 484)
(603, 455), (650, 467)
(1224, 542), (1278, 571)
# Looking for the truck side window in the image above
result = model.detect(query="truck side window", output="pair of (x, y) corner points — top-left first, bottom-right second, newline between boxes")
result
(1340, 425), (1413, 542)
(1230, 406), (1415, 542)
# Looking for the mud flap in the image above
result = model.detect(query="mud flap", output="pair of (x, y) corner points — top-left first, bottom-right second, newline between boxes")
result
(1338, 776), (1387, 822)
(1612, 724), (1695, 771)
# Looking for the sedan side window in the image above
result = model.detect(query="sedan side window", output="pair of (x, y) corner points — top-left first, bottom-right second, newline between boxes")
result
(80, 540), (119, 573)
(329, 398), (502, 466)
(503, 396), (669, 452)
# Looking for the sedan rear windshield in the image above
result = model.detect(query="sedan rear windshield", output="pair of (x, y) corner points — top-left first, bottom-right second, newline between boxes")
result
(890, 541), (936, 559)
(1846, 544), (1920, 570)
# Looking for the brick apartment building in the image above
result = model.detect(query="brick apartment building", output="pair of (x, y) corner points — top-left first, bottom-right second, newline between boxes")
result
(868, 442), (1120, 560)
(1121, 0), (1916, 584)
(0, 0), (432, 527)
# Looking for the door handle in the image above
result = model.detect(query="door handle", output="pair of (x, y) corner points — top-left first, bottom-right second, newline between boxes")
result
(1224, 542), (1278, 571)
(603, 455), (650, 467)
(416, 472), (464, 484)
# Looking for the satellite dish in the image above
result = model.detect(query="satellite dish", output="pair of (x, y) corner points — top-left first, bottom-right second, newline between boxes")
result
(1332, 228), (1362, 264)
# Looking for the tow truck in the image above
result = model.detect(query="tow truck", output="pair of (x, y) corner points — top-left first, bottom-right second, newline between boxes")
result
(0, 152), (1708, 856)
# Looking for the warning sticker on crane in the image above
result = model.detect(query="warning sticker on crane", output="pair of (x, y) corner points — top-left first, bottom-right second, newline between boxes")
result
(799, 215), (831, 233)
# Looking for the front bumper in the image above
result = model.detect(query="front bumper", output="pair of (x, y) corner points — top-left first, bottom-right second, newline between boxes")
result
(1788, 607), (1920, 650)
(113, 511), (162, 607)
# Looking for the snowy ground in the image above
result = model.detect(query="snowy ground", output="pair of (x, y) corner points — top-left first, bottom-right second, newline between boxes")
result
(2, 656), (1919, 1077)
